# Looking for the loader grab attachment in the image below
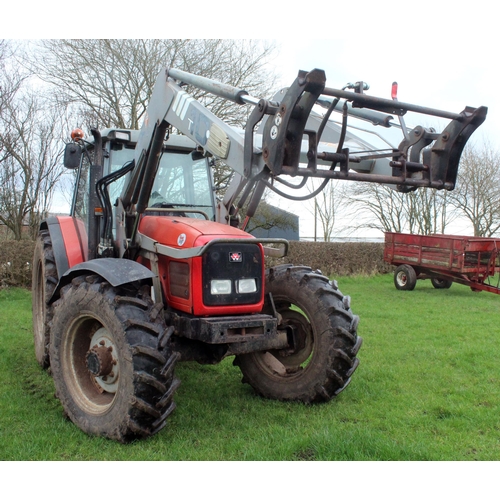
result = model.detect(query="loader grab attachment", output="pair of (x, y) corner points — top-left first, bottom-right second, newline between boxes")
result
(256, 71), (487, 192)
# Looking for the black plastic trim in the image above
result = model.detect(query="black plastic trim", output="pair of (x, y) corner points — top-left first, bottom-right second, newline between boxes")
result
(49, 258), (155, 303)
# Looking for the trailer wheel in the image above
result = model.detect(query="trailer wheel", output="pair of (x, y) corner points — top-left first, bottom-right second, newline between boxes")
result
(394, 265), (417, 291)
(431, 278), (453, 289)
(234, 265), (362, 403)
(32, 229), (58, 369)
(50, 275), (179, 442)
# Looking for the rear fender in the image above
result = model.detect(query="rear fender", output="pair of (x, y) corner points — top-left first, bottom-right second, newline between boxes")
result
(49, 258), (155, 304)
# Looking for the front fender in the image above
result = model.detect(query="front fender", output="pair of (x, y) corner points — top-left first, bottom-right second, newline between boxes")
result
(49, 258), (155, 303)
(42, 216), (88, 279)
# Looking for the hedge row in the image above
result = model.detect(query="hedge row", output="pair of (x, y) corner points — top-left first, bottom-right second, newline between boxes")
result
(266, 241), (392, 277)
(0, 240), (391, 289)
(0, 240), (36, 288)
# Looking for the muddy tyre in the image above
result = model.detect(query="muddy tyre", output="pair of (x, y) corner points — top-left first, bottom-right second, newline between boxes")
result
(50, 275), (179, 442)
(32, 229), (58, 369)
(394, 264), (417, 291)
(235, 265), (362, 403)
(431, 277), (452, 289)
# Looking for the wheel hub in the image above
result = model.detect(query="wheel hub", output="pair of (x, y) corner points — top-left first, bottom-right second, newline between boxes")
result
(86, 328), (119, 393)
(275, 309), (313, 368)
(396, 272), (407, 286)
(86, 345), (114, 377)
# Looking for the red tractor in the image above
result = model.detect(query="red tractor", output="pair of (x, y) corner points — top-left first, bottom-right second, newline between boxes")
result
(32, 67), (486, 441)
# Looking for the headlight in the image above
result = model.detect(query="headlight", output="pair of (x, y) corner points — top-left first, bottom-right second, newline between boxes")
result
(210, 279), (232, 295)
(236, 278), (257, 294)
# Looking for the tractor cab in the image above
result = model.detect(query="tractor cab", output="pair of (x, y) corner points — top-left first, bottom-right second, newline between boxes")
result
(64, 128), (217, 258)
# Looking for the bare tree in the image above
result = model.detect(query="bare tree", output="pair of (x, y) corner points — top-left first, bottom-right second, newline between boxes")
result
(0, 40), (27, 116)
(0, 42), (65, 240)
(30, 39), (278, 130)
(307, 180), (350, 241)
(406, 188), (454, 235)
(0, 95), (65, 239)
(448, 142), (500, 237)
(29, 39), (278, 193)
(349, 184), (407, 234)
(350, 182), (452, 235)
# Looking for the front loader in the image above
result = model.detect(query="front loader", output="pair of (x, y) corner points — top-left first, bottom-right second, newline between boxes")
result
(32, 66), (486, 442)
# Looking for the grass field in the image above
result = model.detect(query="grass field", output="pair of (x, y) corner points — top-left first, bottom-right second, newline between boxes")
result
(1, 273), (499, 462)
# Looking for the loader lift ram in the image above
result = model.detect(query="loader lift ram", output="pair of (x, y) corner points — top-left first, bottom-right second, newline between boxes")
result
(32, 66), (486, 441)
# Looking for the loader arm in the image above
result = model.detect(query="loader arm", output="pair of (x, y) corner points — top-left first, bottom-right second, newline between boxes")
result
(122, 66), (487, 235)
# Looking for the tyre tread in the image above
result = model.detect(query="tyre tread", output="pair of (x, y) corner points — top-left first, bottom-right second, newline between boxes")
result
(32, 229), (58, 369)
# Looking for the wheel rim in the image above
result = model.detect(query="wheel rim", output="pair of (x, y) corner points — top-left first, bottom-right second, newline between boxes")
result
(396, 271), (408, 287)
(61, 316), (120, 415)
(256, 305), (315, 378)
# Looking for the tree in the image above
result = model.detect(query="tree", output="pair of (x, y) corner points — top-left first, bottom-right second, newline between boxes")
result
(30, 39), (278, 130)
(448, 143), (500, 237)
(349, 182), (452, 235)
(405, 187), (454, 235)
(0, 40), (25, 116)
(308, 180), (350, 242)
(0, 41), (65, 240)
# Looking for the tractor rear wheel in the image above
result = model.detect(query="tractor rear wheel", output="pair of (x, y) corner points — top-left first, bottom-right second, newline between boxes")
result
(394, 264), (417, 291)
(235, 265), (362, 403)
(50, 275), (179, 442)
(32, 229), (58, 369)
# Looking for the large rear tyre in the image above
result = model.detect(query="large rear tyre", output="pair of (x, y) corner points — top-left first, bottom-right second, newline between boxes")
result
(235, 265), (362, 403)
(32, 229), (58, 369)
(50, 275), (179, 442)
(394, 265), (417, 291)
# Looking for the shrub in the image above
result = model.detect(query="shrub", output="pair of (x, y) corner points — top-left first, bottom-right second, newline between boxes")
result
(266, 241), (392, 277)
(0, 241), (35, 288)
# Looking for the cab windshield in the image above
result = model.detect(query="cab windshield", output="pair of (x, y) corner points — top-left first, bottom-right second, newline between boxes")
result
(149, 151), (215, 220)
(107, 146), (215, 221)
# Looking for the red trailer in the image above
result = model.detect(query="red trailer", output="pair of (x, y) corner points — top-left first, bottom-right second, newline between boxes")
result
(384, 232), (500, 294)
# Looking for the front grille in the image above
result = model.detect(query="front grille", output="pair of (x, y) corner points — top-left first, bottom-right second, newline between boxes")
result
(202, 242), (262, 306)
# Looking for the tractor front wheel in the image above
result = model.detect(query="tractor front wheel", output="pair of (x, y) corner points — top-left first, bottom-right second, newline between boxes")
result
(235, 265), (362, 403)
(50, 275), (179, 442)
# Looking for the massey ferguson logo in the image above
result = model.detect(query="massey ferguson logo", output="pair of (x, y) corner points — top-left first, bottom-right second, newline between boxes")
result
(229, 252), (242, 263)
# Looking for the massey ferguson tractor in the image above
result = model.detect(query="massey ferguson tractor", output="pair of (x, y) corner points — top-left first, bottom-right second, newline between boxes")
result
(32, 66), (486, 442)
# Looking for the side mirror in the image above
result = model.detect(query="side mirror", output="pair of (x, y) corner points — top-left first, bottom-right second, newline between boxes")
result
(63, 143), (82, 169)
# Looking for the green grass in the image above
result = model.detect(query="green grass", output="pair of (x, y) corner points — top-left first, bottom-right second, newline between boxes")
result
(1, 275), (499, 461)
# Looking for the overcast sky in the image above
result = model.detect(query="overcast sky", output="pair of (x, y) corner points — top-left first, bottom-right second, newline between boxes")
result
(273, 37), (495, 141)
